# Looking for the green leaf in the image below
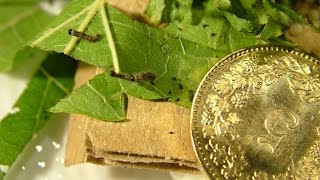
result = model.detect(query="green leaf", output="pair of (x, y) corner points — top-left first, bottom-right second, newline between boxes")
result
(163, 11), (227, 49)
(160, 0), (268, 49)
(31, 0), (218, 107)
(273, 2), (308, 25)
(0, 1), (53, 71)
(259, 19), (282, 39)
(163, 0), (192, 23)
(145, 0), (165, 24)
(32, 0), (298, 122)
(161, 0), (304, 49)
(164, 0), (267, 52)
(223, 11), (254, 32)
(0, 53), (76, 167)
(218, 27), (266, 53)
(0, 171), (3, 180)
(50, 72), (162, 121)
(262, 0), (304, 26)
(240, 0), (256, 13)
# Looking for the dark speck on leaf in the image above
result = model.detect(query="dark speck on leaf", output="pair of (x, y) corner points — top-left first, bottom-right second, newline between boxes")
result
(43, 113), (50, 119)
(168, 90), (172, 95)
(169, 131), (174, 134)
(178, 27), (182, 31)
(171, 77), (177, 81)
(174, 1), (180, 8)
(211, 33), (216, 36)
(179, 84), (183, 90)
(176, 98), (180, 102)
(151, 81), (155, 85)
(203, 24), (209, 28)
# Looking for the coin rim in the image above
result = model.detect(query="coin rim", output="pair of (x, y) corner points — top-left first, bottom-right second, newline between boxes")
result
(190, 45), (319, 179)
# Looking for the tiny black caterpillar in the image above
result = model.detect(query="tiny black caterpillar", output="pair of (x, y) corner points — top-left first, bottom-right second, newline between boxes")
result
(68, 29), (101, 43)
(110, 71), (156, 82)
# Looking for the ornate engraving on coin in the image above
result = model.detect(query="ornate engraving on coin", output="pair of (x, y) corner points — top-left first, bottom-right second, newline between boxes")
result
(271, 55), (320, 103)
(257, 108), (298, 153)
(191, 46), (320, 179)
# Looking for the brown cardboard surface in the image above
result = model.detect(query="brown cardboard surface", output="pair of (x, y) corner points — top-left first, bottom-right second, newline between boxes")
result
(65, 63), (200, 173)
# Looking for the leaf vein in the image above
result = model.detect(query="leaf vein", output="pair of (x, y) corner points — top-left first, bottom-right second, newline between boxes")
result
(91, 78), (122, 119)
(40, 67), (70, 95)
(179, 37), (186, 55)
(228, 28), (234, 52)
(86, 81), (107, 104)
(155, 56), (170, 81)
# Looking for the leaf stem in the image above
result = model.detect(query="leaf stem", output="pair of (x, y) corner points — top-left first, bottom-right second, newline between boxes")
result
(100, 2), (120, 73)
(63, 0), (100, 55)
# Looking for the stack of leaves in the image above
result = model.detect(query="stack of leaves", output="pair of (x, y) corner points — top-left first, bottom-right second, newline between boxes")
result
(0, 0), (318, 178)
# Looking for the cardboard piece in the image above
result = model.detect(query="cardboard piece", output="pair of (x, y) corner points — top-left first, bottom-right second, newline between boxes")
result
(65, 63), (200, 173)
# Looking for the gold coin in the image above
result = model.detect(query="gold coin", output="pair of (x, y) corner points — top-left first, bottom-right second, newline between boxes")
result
(191, 46), (320, 179)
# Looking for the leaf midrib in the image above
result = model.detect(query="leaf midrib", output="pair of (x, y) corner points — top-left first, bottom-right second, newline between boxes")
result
(86, 80), (122, 119)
